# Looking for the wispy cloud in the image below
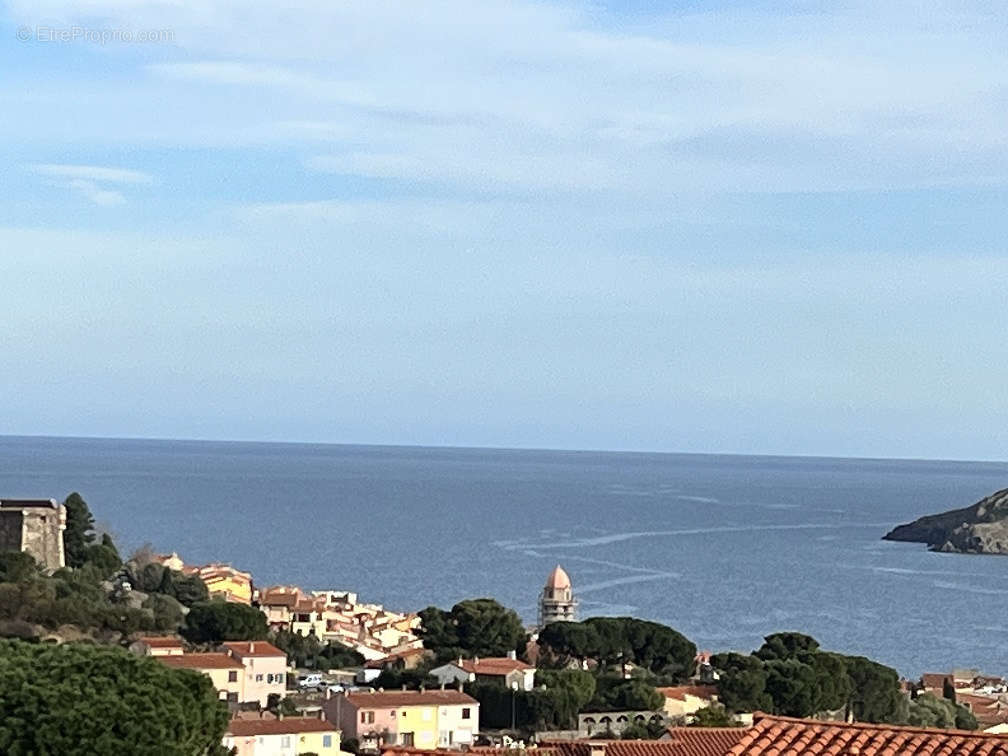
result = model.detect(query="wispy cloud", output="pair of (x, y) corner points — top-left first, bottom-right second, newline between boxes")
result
(30, 163), (153, 206)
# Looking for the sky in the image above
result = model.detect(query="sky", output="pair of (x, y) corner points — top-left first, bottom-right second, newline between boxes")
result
(1, 0), (1007, 460)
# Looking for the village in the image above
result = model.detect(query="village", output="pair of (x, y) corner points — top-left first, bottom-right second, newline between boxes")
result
(137, 551), (1008, 756)
(5, 495), (1008, 756)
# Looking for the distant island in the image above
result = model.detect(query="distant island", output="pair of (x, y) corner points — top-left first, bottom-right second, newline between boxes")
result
(883, 487), (1008, 554)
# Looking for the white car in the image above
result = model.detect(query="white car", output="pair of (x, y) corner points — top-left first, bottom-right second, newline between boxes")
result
(298, 673), (324, 689)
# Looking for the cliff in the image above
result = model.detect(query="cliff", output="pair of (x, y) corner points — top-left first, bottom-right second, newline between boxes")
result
(883, 488), (1008, 554)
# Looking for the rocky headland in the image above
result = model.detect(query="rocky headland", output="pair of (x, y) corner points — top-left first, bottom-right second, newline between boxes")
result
(883, 487), (1008, 554)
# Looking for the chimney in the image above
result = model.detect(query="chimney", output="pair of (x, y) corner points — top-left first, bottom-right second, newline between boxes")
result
(458, 655), (463, 666)
(589, 743), (606, 756)
(440, 683), (445, 691)
(457, 681), (464, 692)
(507, 650), (517, 660)
(402, 684), (407, 691)
(250, 642), (255, 653)
(474, 656), (479, 665)
(420, 685), (425, 693)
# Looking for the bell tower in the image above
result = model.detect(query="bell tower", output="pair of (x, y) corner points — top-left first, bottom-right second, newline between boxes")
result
(538, 564), (577, 627)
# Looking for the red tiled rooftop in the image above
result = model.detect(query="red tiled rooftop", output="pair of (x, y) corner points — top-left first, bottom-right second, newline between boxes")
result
(226, 716), (337, 736)
(221, 641), (286, 658)
(726, 713), (1008, 755)
(345, 690), (477, 708)
(661, 728), (747, 756)
(458, 657), (534, 675)
(158, 653), (243, 670)
(656, 685), (718, 702)
(138, 636), (184, 647)
(544, 732), (746, 756)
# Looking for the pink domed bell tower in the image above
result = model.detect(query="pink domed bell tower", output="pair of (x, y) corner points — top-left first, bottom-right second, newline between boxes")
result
(539, 564), (577, 627)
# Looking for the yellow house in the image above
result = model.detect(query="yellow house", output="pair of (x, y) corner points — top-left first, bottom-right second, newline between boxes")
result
(326, 689), (478, 749)
(398, 700), (439, 749)
(159, 653), (245, 704)
(199, 563), (254, 604)
(657, 685), (719, 720)
(224, 716), (340, 756)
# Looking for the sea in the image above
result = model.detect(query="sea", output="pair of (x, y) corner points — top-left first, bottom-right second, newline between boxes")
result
(1, 435), (1006, 678)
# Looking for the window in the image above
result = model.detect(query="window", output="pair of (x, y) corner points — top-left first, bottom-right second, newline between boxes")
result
(266, 673), (273, 683)
(323, 735), (333, 748)
(361, 711), (375, 724)
(228, 671), (238, 683)
(277, 673), (284, 684)
(401, 733), (414, 747)
(462, 708), (471, 720)
(226, 692), (238, 703)
(256, 674), (263, 682)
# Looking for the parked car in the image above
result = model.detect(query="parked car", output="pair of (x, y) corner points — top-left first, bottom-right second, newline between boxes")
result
(298, 673), (324, 689)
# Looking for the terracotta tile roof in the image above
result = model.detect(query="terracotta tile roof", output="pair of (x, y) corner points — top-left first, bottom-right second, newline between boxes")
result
(158, 653), (244, 670)
(657, 686), (718, 702)
(226, 716), (337, 736)
(385, 750), (560, 756)
(365, 648), (428, 669)
(345, 690), (478, 708)
(459, 657), (534, 675)
(544, 733), (746, 756)
(661, 728), (747, 756)
(726, 713), (1008, 755)
(956, 694), (1008, 727)
(138, 636), (184, 647)
(221, 641), (286, 658)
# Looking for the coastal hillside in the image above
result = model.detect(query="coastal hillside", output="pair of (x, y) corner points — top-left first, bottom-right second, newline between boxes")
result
(883, 488), (1008, 554)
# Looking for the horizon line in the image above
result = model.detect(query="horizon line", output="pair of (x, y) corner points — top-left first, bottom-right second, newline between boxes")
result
(1, 432), (1005, 467)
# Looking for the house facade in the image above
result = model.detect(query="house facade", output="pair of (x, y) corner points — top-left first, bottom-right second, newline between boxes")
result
(223, 716), (340, 756)
(656, 685), (719, 721)
(200, 563), (255, 604)
(133, 636), (185, 657)
(430, 654), (535, 692)
(223, 641), (289, 706)
(323, 689), (478, 750)
(158, 653), (245, 703)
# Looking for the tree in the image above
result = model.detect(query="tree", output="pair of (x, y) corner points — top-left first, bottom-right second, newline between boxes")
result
(711, 652), (772, 713)
(755, 632), (820, 662)
(0, 639), (229, 754)
(0, 552), (37, 583)
(82, 533), (122, 576)
(842, 655), (904, 724)
(272, 629), (365, 670)
(690, 704), (738, 728)
(62, 493), (96, 568)
(942, 677), (957, 704)
(589, 678), (663, 712)
(764, 658), (819, 717)
(537, 617), (696, 681)
(182, 600), (268, 644)
(419, 599), (526, 661)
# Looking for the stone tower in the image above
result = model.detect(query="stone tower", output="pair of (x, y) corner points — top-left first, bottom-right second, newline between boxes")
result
(0, 499), (67, 570)
(539, 564), (577, 627)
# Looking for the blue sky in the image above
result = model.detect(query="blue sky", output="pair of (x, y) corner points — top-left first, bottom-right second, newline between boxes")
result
(2, 0), (1008, 459)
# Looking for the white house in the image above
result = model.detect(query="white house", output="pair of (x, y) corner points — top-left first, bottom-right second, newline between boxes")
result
(430, 653), (535, 692)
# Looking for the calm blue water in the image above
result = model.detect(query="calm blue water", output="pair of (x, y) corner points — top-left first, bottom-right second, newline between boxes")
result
(1, 435), (1006, 677)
